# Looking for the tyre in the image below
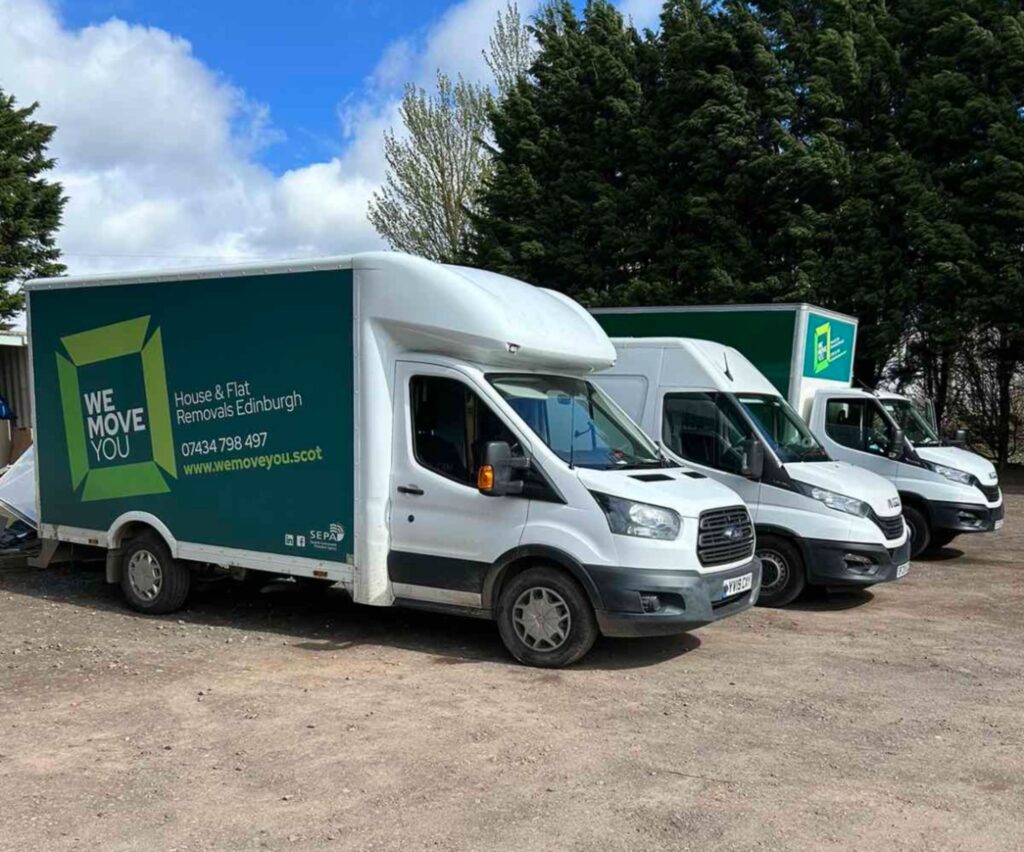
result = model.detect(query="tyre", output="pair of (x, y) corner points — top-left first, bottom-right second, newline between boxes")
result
(496, 566), (598, 668)
(120, 531), (191, 614)
(928, 531), (958, 550)
(755, 535), (806, 607)
(903, 505), (931, 559)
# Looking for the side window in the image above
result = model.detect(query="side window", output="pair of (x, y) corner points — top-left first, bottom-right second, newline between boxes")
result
(662, 392), (752, 475)
(410, 376), (518, 486)
(825, 399), (892, 456)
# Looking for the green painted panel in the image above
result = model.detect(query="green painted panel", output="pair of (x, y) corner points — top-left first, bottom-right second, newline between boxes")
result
(801, 311), (856, 382)
(594, 309), (797, 395)
(30, 270), (355, 563)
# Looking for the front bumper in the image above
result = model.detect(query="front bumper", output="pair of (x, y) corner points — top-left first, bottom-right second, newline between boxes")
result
(583, 557), (762, 638)
(803, 537), (911, 587)
(931, 500), (1004, 534)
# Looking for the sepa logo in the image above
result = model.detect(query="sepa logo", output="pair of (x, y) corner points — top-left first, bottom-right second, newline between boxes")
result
(56, 316), (176, 502)
(309, 522), (345, 551)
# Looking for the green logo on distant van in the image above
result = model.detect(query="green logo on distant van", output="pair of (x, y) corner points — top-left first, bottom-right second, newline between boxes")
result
(813, 322), (832, 374)
(56, 316), (177, 502)
(802, 312), (855, 382)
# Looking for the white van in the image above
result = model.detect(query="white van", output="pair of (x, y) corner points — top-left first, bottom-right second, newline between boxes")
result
(595, 338), (909, 607)
(808, 388), (1003, 556)
(27, 253), (760, 667)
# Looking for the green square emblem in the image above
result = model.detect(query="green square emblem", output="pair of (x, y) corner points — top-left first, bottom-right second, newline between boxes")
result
(56, 316), (177, 502)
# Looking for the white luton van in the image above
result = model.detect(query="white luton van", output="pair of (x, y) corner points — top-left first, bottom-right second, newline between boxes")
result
(594, 338), (910, 607)
(27, 253), (761, 667)
(592, 304), (1003, 561)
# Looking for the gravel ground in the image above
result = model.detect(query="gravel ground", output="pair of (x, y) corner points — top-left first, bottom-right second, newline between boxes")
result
(1, 494), (1021, 851)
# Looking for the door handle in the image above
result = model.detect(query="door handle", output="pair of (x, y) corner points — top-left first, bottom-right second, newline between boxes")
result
(397, 485), (424, 496)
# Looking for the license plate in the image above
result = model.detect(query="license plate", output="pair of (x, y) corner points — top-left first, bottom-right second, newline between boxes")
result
(995, 519), (1004, 531)
(896, 562), (910, 579)
(722, 573), (753, 598)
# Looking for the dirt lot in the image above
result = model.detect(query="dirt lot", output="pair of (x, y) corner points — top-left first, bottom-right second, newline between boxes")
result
(1, 496), (1022, 852)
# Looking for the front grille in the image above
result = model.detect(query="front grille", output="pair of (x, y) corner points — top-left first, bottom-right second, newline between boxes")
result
(697, 506), (754, 567)
(870, 511), (904, 541)
(978, 483), (1000, 503)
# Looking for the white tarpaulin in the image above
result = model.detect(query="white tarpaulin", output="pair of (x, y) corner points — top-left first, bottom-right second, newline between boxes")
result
(0, 446), (36, 527)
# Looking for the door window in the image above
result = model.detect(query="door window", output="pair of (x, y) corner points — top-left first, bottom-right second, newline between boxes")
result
(410, 376), (518, 486)
(825, 399), (895, 456)
(662, 392), (754, 475)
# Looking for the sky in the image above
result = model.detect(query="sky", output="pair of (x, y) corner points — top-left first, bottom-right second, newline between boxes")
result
(0, 0), (664, 277)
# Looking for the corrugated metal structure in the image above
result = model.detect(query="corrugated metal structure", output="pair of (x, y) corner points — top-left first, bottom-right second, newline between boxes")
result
(0, 333), (32, 427)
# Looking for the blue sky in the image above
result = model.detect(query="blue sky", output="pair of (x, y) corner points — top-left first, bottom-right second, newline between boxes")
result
(1, 0), (660, 274)
(58, 0), (459, 173)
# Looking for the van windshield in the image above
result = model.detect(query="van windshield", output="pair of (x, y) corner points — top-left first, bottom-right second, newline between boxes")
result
(882, 399), (940, 447)
(489, 374), (664, 470)
(737, 394), (830, 463)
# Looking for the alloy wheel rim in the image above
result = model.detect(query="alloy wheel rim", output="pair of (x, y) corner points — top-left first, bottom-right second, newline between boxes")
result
(128, 549), (163, 601)
(512, 586), (571, 651)
(757, 550), (789, 594)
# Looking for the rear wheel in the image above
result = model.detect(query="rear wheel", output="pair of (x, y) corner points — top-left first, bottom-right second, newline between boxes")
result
(496, 566), (597, 668)
(755, 535), (806, 607)
(120, 532), (191, 614)
(903, 505), (931, 559)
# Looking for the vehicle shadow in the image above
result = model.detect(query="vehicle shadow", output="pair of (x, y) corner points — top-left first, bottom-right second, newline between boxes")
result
(916, 547), (966, 562)
(783, 587), (875, 612)
(0, 562), (702, 671)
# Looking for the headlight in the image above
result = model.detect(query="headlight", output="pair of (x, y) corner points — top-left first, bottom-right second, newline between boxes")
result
(591, 492), (681, 540)
(794, 482), (870, 517)
(925, 462), (973, 485)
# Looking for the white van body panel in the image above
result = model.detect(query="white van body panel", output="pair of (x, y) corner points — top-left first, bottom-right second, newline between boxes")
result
(599, 339), (907, 552)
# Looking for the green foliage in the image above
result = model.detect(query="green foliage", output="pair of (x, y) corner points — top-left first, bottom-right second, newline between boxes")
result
(0, 89), (66, 322)
(369, 2), (534, 262)
(468, 0), (1024, 462)
(468, 1), (647, 304)
(368, 72), (492, 262)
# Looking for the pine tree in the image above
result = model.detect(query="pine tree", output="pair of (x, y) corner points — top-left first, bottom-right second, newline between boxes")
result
(467, 1), (647, 303)
(0, 90), (66, 322)
(642, 0), (803, 306)
(896, 0), (1024, 463)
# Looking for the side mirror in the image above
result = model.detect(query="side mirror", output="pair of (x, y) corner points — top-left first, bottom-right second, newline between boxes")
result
(477, 441), (529, 497)
(953, 428), (969, 446)
(740, 438), (764, 480)
(889, 428), (906, 459)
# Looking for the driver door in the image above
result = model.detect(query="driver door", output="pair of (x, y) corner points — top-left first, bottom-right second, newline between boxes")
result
(388, 362), (530, 606)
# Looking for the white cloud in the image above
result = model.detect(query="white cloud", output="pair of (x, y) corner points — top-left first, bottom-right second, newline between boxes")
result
(0, 0), (654, 286)
(0, 0), (385, 278)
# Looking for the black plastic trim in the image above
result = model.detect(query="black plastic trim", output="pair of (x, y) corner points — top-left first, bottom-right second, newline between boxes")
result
(388, 550), (489, 593)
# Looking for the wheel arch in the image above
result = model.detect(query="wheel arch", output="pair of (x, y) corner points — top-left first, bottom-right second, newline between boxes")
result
(898, 491), (932, 523)
(754, 524), (810, 578)
(105, 513), (179, 584)
(482, 545), (603, 612)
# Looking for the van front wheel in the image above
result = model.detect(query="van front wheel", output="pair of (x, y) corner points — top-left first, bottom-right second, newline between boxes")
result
(496, 566), (597, 668)
(120, 532), (191, 614)
(755, 535), (805, 607)
(903, 505), (931, 559)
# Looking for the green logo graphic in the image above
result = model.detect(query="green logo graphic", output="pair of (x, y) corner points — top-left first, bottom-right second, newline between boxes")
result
(803, 312), (855, 382)
(56, 316), (177, 502)
(813, 322), (832, 374)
